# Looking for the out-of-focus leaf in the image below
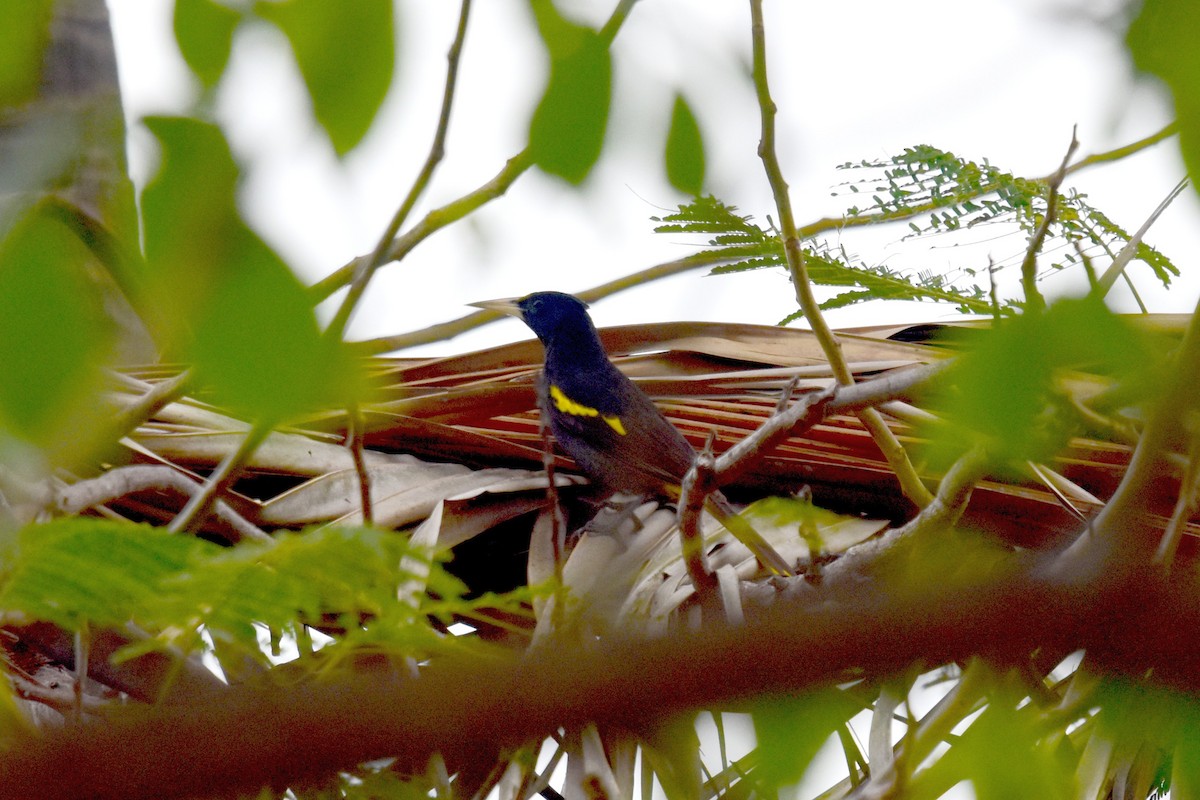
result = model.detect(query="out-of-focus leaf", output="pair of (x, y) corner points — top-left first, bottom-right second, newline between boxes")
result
(946, 700), (1071, 800)
(1127, 0), (1200, 187)
(255, 0), (394, 156)
(0, 519), (212, 631)
(528, 2), (611, 184)
(174, 0), (242, 87)
(0, 2), (53, 108)
(665, 93), (705, 195)
(140, 117), (363, 420)
(925, 297), (1156, 469)
(0, 207), (114, 462)
(751, 689), (860, 789)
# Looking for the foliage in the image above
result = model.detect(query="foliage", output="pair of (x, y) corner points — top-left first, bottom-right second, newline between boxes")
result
(1, 0), (1200, 798)
(652, 144), (1179, 322)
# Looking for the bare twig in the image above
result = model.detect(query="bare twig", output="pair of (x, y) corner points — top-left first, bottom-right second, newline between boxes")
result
(1020, 128), (1079, 312)
(167, 422), (272, 535)
(678, 433), (717, 594)
(1095, 176), (1189, 297)
(109, 369), (191, 441)
(887, 448), (987, 540)
(56, 465), (269, 543)
(1153, 432), (1200, 569)
(346, 404), (373, 526)
(1059, 122), (1177, 179)
(360, 243), (749, 353)
(324, 0), (474, 340)
(712, 361), (947, 490)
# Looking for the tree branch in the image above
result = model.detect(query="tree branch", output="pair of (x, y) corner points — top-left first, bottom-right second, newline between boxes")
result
(748, 0), (930, 509)
(7, 544), (1200, 800)
(1020, 128), (1079, 312)
(324, 0), (474, 341)
(56, 465), (269, 544)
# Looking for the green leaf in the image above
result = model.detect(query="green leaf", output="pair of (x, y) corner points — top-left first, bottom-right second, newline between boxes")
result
(0, 1), (53, 108)
(751, 688), (859, 788)
(140, 117), (362, 421)
(946, 701), (1071, 800)
(0, 207), (114, 462)
(925, 297), (1157, 468)
(665, 93), (705, 195)
(174, 0), (242, 88)
(0, 519), (213, 631)
(1127, 0), (1200, 188)
(256, 0), (395, 156)
(528, 4), (611, 184)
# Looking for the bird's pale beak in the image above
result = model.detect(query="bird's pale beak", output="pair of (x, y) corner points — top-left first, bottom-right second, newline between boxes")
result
(468, 297), (524, 317)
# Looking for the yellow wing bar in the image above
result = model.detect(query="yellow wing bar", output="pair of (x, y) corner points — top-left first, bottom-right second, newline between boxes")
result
(549, 385), (627, 435)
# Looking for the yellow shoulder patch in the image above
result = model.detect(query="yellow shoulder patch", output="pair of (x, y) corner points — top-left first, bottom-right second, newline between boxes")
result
(549, 384), (626, 435)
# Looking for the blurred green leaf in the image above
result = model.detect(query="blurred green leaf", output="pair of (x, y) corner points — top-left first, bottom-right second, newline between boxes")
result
(256, 0), (395, 156)
(0, 2), (54, 108)
(528, 3), (611, 184)
(174, 0), (242, 88)
(0, 519), (477, 665)
(140, 117), (362, 421)
(947, 700), (1072, 800)
(665, 93), (705, 195)
(1127, 0), (1200, 188)
(925, 297), (1156, 468)
(157, 526), (444, 656)
(0, 207), (114, 461)
(0, 519), (212, 631)
(752, 688), (859, 788)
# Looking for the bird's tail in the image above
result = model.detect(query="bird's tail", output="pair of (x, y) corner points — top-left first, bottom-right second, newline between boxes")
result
(705, 492), (794, 577)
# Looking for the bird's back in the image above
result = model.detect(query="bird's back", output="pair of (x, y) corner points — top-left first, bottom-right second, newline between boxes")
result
(539, 353), (695, 497)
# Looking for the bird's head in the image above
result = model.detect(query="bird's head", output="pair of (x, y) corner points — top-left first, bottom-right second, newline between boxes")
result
(470, 291), (595, 344)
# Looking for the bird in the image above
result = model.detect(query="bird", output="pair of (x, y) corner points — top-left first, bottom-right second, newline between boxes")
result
(470, 291), (793, 576)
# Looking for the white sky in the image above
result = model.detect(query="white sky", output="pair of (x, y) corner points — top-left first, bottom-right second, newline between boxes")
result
(107, 0), (1198, 357)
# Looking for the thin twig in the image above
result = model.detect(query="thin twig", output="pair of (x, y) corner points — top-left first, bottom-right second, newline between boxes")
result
(311, 149), (535, 303)
(714, 361), (948, 488)
(887, 448), (987, 540)
(538, 414), (565, 584)
(324, 0), (474, 340)
(1096, 176), (1189, 297)
(360, 248), (749, 353)
(678, 433), (717, 594)
(56, 465), (270, 543)
(1153, 432), (1200, 570)
(1060, 121), (1177, 179)
(73, 627), (88, 724)
(1020, 128), (1079, 312)
(346, 404), (373, 526)
(167, 422), (272, 535)
(748, 0), (930, 509)
(109, 369), (192, 441)
(748, 0), (847, 383)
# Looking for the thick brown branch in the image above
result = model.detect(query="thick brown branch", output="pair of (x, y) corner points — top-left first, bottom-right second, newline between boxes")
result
(4, 549), (1200, 800)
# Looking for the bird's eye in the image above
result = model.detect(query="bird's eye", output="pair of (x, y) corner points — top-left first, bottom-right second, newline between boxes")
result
(527, 298), (541, 314)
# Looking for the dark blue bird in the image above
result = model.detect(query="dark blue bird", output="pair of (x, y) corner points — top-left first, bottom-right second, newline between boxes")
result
(471, 291), (792, 576)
